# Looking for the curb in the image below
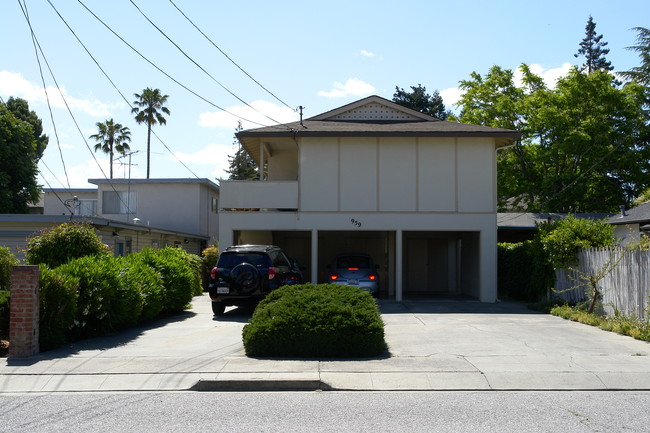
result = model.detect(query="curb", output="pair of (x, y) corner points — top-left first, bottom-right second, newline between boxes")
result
(193, 379), (330, 392)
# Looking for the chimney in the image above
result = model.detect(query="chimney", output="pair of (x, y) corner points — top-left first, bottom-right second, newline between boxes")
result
(619, 205), (626, 217)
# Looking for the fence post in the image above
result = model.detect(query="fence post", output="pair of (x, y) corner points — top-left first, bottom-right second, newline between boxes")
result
(8, 266), (40, 358)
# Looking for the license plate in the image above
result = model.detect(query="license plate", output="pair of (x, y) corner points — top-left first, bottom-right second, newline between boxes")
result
(348, 279), (358, 285)
(217, 287), (230, 294)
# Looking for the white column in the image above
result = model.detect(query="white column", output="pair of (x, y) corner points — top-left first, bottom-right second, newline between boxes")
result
(480, 227), (498, 302)
(311, 229), (318, 284)
(396, 229), (403, 301)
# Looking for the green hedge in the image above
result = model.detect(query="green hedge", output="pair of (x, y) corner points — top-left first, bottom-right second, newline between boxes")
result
(497, 242), (552, 302)
(0, 246), (19, 290)
(243, 284), (387, 358)
(0, 290), (9, 340)
(37, 247), (201, 350)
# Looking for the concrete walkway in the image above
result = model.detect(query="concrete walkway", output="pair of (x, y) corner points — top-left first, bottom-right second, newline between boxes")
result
(1, 294), (650, 393)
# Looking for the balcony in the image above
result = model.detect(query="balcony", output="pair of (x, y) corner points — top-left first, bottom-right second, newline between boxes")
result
(220, 181), (298, 211)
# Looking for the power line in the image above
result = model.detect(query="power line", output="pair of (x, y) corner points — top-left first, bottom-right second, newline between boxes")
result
(129, 0), (285, 126)
(76, 0), (288, 131)
(19, 0), (71, 189)
(20, 1), (133, 215)
(167, 0), (293, 110)
(46, 0), (201, 179)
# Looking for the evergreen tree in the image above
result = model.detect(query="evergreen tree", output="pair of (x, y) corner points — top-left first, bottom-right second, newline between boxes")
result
(574, 16), (614, 73)
(392, 84), (450, 119)
(227, 124), (258, 180)
(89, 119), (131, 179)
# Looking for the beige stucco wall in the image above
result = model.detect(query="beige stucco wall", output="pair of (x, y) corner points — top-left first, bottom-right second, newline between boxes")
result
(298, 136), (495, 213)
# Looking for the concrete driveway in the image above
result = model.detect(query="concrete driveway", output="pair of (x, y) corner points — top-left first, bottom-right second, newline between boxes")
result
(1, 294), (650, 392)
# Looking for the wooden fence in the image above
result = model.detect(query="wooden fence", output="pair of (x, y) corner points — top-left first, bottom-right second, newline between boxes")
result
(554, 248), (650, 320)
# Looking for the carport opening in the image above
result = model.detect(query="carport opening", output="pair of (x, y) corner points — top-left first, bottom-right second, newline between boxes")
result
(318, 231), (393, 297)
(403, 231), (480, 300)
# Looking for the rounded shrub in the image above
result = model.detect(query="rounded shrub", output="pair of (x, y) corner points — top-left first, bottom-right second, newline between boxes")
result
(242, 284), (387, 358)
(0, 246), (19, 290)
(26, 222), (111, 268)
(39, 266), (79, 351)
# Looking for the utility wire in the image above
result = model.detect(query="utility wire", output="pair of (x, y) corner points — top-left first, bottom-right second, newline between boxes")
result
(167, 0), (293, 110)
(46, 0), (201, 179)
(130, 0), (285, 126)
(19, 0), (71, 189)
(20, 0), (133, 214)
(76, 0), (287, 130)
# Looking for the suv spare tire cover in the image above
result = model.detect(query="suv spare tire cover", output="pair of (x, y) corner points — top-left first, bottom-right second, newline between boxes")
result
(230, 263), (260, 294)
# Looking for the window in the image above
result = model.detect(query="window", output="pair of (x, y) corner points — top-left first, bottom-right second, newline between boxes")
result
(78, 199), (97, 216)
(103, 191), (136, 214)
(211, 197), (218, 213)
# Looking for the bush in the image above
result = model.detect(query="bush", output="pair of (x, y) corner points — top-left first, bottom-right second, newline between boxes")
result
(39, 266), (79, 351)
(129, 247), (201, 313)
(0, 246), (19, 290)
(200, 245), (219, 291)
(243, 284), (387, 358)
(55, 255), (143, 338)
(122, 255), (165, 322)
(26, 222), (111, 268)
(537, 215), (614, 269)
(0, 290), (9, 340)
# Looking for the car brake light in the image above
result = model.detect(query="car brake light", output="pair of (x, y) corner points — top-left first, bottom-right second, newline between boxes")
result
(210, 267), (217, 280)
(368, 273), (377, 281)
(348, 267), (359, 271)
(330, 274), (338, 280)
(268, 267), (277, 280)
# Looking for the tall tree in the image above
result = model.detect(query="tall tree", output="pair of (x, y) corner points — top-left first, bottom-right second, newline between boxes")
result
(0, 101), (43, 213)
(227, 123), (258, 180)
(574, 16), (614, 73)
(89, 119), (132, 179)
(622, 27), (650, 87)
(131, 88), (170, 178)
(392, 84), (450, 119)
(5, 97), (48, 159)
(456, 65), (649, 212)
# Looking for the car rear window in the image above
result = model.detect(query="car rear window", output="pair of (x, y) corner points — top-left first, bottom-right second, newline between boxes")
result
(218, 252), (271, 268)
(336, 256), (371, 269)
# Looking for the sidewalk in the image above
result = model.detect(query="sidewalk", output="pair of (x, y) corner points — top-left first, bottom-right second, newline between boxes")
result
(2, 294), (650, 393)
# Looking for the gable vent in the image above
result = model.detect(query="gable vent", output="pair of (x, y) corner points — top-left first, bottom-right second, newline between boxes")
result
(330, 103), (422, 121)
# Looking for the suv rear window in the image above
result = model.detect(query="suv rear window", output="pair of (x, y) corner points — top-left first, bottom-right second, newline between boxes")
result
(218, 252), (271, 268)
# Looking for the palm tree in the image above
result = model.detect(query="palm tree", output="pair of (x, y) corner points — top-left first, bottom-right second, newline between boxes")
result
(89, 119), (132, 179)
(131, 88), (170, 178)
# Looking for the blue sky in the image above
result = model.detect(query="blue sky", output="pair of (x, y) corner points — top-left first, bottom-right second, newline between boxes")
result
(1, 0), (648, 188)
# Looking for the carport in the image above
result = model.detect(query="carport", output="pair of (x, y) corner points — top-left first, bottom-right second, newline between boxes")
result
(233, 229), (481, 300)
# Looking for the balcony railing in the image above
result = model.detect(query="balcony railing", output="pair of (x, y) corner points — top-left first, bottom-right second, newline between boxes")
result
(220, 180), (298, 211)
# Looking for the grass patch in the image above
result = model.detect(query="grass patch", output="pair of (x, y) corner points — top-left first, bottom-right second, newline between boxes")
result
(550, 304), (650, 342)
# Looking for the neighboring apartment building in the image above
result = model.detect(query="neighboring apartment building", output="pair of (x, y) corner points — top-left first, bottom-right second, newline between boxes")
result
(2, 178), (219, 259)
(88, 178), (219, 246)
(218, 95), (520, 302)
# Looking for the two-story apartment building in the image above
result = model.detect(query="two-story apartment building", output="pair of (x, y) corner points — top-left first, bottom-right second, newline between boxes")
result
(218, 96), (520, 302)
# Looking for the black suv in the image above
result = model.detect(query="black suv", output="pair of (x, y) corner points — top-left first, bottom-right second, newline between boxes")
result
(208, 245), (299, 316)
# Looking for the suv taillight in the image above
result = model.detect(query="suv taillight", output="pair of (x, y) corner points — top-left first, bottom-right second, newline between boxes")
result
(210, 267), (217, 280)
(268, 267), (277, 280)
(368, 273), (377, 281)
(329, 274), (338, 281)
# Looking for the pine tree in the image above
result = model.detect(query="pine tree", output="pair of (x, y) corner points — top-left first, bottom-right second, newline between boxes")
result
(226, 123), (258, 180)
(392, 84), (450, 119)
(574, 16), (614, 73)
